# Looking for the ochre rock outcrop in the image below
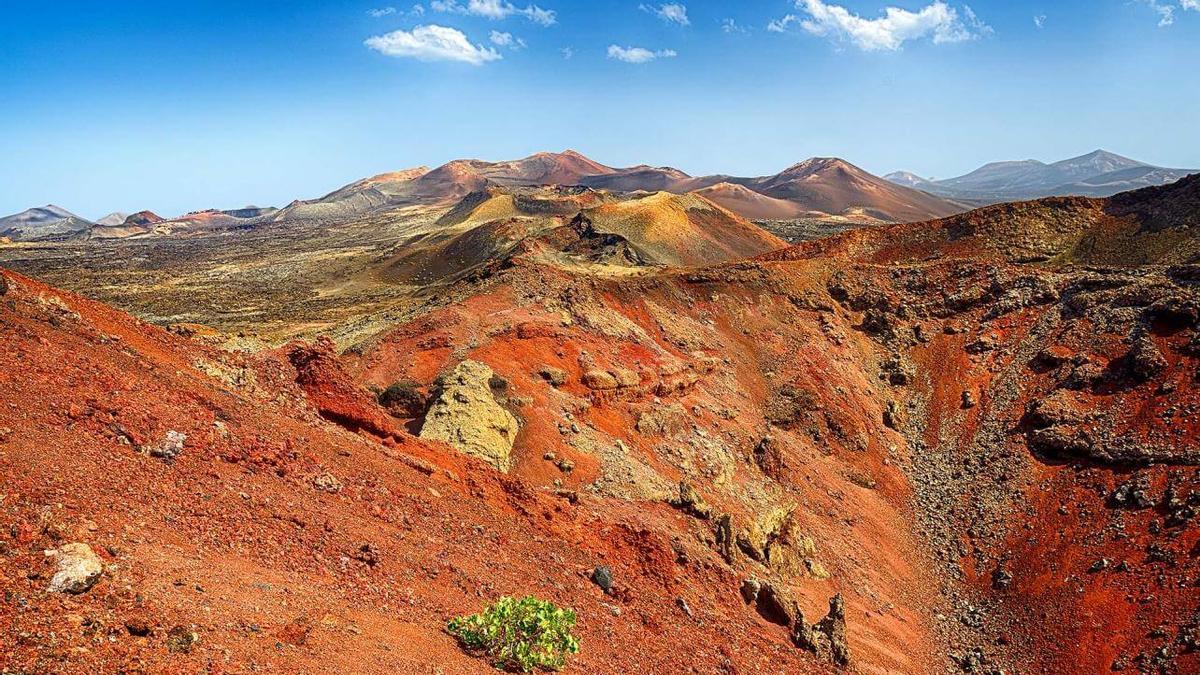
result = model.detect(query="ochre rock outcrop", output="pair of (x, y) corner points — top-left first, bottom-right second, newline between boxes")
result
(419, 360), (519, 472)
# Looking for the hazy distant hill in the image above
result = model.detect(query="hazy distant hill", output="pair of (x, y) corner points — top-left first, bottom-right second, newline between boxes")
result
(886, 150), (1197, 202)
(0, 205), (93, 241)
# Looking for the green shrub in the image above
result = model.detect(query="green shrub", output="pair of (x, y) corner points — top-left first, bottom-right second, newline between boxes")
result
(447, 596), (580, 672)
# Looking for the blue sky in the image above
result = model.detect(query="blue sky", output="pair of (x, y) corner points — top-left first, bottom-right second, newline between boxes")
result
(1, 0), (1198, 218)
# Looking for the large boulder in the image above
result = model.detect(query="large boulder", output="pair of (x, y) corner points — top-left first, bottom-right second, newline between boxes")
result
(419, 360), (519, 472)
(47, 543), (103, 594)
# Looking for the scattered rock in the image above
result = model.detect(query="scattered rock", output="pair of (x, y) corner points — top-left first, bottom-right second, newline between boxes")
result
(714, 514), (735, 564)
(582, 369), (619, 390)
(145, 430), (186, 460)
(792, 593), (850, 666)
(635, 403), (689, 436)
(47, 543), (103, 594)
(537, 365), (567, 387)
(675, 597), (693, 617)
(124, 617), (153, 637)
(1110, 475), (1155, 510)
(611, 368), (641, 388)
(961, 391), (976, 409)
(591, 565), (613, 594)
(883, 400), (902, 429)
(419, 360), (519, 472)
(353, 543), (380, 567)
(740, 578), (762, 604)
(669, 481), (712, 519)
(166, 625), (199, 653)
(312, 472), (343, 493)
(753, 581), (797, 626)
(1126, 334), (1167, 381)
(991, 567), (1013, 590)
(753, 435), (785, 479)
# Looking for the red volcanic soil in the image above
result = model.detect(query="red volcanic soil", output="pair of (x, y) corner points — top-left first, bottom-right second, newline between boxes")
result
(1, 267), (912, 673)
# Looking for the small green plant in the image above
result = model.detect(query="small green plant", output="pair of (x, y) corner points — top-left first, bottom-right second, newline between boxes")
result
(447, 596), (580, 672)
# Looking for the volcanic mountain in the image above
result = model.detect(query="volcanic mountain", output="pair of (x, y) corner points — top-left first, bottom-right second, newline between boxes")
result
(95, 212), (129, 227)
(887, 149), (1198, 202)
(0, 205), (93, 241)
(581, 157), (967, 222)
(731, 158), (967, 222)
(267, 151), (966, 226)
(271, 167), (431, 222)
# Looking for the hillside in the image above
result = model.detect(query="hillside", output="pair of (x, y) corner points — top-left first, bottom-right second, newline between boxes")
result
(577, 191), (787, 267)
(690, 182), (807, 220)
(775, 173), (1200, 267)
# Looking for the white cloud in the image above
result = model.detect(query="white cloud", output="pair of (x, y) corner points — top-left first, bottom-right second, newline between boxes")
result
(368, 6), (397, 17)
(1139, 0), (1175, 26)
(768, 15), (799, 33)
(489, 30), (526, 49)
(640, 3), (690, 26)
(1183, 0), (1199, 10)
(721, 18), (748, 34)
(607, 45), (677, 63)
(773, 1), (991, 51)
(1033, 14), (1045, 28)
(560, 46), (574, 59)
(365, 24), (502, 65)
(411, 4), (426, 15)
(431, 0), (556, 26)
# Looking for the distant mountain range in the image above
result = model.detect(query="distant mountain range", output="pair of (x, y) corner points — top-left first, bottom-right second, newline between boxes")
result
(5, 149), (1196, 243)
(267, 151), (970, 227)
(885, 150), (1197, 202)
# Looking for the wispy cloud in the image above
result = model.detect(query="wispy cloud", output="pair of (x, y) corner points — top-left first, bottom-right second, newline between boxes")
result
(560, 46), (574, 59)
(1138, 0), (1193, 26)
(767, 15), (799, 33)
(431, 0), (556, 26)
(368, 6), (397, 17)
(721, 18), (748, 34)
(1033, 14), (1046, 28)
(772, 1), (992, 51)
(365, 24), (502, 65)
(489, 30), (526, 49)
(640, 3), (690, 26)
(607, 45), (677, 63)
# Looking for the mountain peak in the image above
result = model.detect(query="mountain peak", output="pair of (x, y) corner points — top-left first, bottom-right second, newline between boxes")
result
(779, 157), (860, 176)
(1053, 149), (1144, 169)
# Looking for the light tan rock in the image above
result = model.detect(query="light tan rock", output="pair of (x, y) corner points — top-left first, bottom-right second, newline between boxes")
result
(582, 369), (619, 390)
(48, 543), (103, 594)
(419, 360), (519, 472)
